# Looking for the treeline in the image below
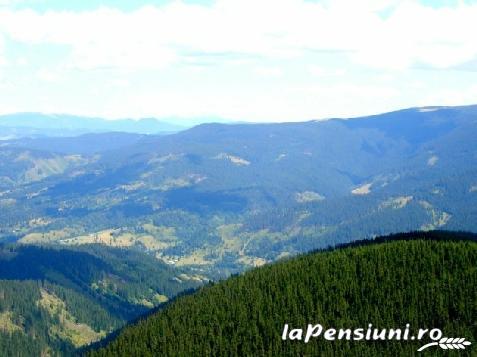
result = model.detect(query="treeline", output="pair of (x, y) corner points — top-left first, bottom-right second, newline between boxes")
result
(90, 232), (477, 356)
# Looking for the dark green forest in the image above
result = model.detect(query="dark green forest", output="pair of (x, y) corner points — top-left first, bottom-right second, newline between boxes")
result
(0, 244), (202, 356)
(0, 280), (116, 356)
(90, 231), (477, 357)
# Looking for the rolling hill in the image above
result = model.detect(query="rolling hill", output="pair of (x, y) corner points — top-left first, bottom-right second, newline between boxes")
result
(89, 231), (477, 357)
(0, 105), (475, 278)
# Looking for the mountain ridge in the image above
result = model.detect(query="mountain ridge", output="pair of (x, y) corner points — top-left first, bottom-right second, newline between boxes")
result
(0, 113), (187, 138)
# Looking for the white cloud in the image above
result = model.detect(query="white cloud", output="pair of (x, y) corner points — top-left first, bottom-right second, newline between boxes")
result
(0, 1), (476, 122)
(416, 84), (477, 108)
(0, 1), (476, 71)
(111, 78), (129, 88)
(0, 0), (22, 6)
(36, 68), (60, 82)
(309, 65), (346, 77)
(349, 2), (477, 70)
(90, 81), (401, 122)
(16, 56), (27, 65)
(0, 32), (6, 66)
(286, 83), (401, 119)
(254, 66), (283, 78)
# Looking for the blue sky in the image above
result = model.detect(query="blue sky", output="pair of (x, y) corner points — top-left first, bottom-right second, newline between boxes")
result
(1, 0), (477, 123)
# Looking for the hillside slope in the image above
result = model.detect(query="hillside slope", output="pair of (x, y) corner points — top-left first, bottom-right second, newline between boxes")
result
(0, 244), (203, 355)
(90, 232), (477, 356)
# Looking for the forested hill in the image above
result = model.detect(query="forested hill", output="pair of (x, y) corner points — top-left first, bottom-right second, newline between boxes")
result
(89, 231), (477, 357)
(0, 244), (203, 356)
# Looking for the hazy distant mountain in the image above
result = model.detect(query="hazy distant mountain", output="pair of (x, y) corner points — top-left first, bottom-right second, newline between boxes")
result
(6, 132), (147, 155)
(0, 113), (187, 138)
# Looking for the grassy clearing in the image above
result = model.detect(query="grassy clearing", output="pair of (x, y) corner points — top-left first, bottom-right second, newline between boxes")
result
(20, 228), (76, 244)
(60, 229), (176, 251)
(0, 311), (23, 334)
(38, 289), (105, 348)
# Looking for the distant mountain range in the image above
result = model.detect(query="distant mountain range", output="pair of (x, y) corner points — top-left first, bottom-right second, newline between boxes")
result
(0, 113), (188, 138)
(0, 104), (476, 277)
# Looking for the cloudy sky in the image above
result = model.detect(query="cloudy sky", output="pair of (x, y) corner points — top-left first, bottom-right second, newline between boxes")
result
(0, 0), (477, 123)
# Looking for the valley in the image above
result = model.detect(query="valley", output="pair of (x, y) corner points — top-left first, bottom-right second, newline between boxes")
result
(1, 106), (476, 278)
(0, 106), (476, 355)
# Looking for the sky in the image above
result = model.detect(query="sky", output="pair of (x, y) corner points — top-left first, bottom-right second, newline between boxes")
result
(0, 0), (477, 123)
